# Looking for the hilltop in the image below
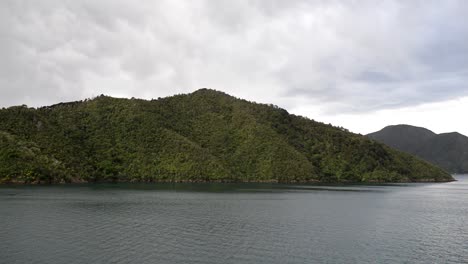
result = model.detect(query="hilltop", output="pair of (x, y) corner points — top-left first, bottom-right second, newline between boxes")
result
(0, 89), (453, 183)
(368, 124), (468, 173)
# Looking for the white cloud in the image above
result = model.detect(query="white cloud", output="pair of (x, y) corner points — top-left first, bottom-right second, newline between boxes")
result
(293, 96), (468, 136)
(0, 0), (467, 134)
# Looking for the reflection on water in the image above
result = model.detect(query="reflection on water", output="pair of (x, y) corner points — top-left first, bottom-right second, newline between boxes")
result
(1, 175), (467, 264)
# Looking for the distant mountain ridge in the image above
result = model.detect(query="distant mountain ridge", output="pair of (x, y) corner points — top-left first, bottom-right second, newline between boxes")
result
(0, 89), (452, 183)
(368, 125), (468, 173)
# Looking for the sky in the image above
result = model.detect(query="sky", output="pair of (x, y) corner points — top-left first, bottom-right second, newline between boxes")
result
(1, 0), (467, 135)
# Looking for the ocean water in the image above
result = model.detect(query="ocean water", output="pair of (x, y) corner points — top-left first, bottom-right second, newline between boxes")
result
(1, 175), (467, 264)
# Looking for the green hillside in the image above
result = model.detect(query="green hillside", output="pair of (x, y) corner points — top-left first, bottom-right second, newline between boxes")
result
(0, 89), (453, 183)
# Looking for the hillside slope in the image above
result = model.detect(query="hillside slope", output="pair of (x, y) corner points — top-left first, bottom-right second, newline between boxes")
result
(368, 125), (468, 173)
(0, 89), (452, 183)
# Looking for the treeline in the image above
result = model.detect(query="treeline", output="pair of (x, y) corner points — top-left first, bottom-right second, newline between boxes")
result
(0, 89), (453, 183)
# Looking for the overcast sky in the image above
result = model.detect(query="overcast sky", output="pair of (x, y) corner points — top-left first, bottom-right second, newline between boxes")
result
(1, 0), (467, 135)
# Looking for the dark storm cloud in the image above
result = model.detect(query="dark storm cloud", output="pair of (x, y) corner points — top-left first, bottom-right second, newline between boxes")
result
(0, 0), (467, 114)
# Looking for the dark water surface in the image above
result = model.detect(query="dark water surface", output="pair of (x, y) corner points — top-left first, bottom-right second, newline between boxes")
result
(1, 176), (468, 264)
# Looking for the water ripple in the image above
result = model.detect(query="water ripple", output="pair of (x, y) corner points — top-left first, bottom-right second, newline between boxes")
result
(1, 176), (468, 263)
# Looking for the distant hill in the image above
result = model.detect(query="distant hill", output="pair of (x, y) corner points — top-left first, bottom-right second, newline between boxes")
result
(0, 89), (452, 184)
(368, 125), (468, 173)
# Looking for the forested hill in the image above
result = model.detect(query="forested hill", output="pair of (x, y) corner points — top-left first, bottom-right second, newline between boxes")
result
(368, 125), (468, 173)
(0, 89), (452, 184)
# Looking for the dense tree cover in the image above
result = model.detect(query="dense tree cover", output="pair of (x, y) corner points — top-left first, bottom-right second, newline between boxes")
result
(0, 89), (453, 183)
(0, 131), (70, 183)
(368, 125), (468, 173)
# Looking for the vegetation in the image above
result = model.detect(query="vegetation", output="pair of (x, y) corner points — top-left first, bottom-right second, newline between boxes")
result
(368, 125), (468, 173)
(0, 89), (453, 183)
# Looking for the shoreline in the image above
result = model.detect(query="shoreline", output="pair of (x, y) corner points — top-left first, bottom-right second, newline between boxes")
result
(0, 177), (456, 185)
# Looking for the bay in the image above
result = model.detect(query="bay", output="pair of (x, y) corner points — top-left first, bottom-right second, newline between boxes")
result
(1, 175), (467, 263)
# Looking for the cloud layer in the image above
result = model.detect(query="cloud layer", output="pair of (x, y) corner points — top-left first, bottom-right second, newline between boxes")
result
(1, 1), (467, 130)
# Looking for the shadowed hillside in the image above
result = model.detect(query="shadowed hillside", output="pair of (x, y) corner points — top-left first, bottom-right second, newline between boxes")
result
(368, 125), (468, 173)
(0, 89), (452, 183)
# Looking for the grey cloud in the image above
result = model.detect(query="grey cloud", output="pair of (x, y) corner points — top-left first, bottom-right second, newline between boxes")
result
(355, 71), (397, 83)
(0, 0), (467, 115)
